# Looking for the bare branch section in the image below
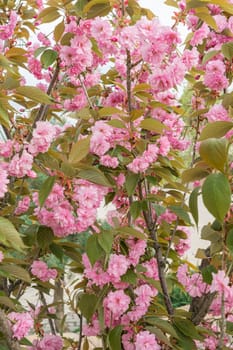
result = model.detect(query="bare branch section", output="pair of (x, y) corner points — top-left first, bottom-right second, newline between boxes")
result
(0, 309), (20, 350)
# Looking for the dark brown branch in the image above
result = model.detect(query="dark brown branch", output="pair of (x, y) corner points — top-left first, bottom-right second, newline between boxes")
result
(77, 314), (83, 350)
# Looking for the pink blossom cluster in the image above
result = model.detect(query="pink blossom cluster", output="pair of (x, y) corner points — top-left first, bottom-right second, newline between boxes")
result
(31, 260), (57, 282)
(73, 179), (109, 232)
(0, 11), (17, 40)
(8, 312), (33, 340)
(177, 264), (210, 297)
(28, 121), (60, 156)
(204, 59), (228, 92)
(29, 334), (63, 350)
(15, 195), (30, 215)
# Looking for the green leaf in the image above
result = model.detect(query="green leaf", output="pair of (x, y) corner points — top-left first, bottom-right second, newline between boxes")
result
(78, 293), (98, 321)
(226, 321), (233, 335)
(202, 173), (231, 222)
(37, 6), (61, 23)
(130, 201), (142, 220)
(108, 325), (122, 350)
(202, 50), (219, 64)
(226, 229), (233, 255)
(169, 205), (192, 225)
(201, 225), (221, 242)
(222, 42), (233, 60)
(107, 119), (125, 128)
(54, 20), (65, 42)
(0, 217), (26, 251)
(78, 168), (113, 187)
(1, 265), (31, 283)
(199, 138), (228, 172)
(145, 317), (178, 338)
(189, 187), (199, 226)
(182, 167), (210, 183)
(121, 269), (137, 284)
(69, 137), (90, 164)
(125, 173), (140, 196)
(174, 318), (202, 340)
(98, 230), (113, 254)
(146, 326), (173, 347)
(86, 235), (104, 266)
(37, 226), (54, 249)
(15, 86), (52, 104)
(0, 103), (10, 128)
(99, 107), (124, 117)
(116, 226), (146, 240)
(83, 0), (111, 18)
(202, 265), (217, 284)
(199, 121), (233, 140)
(39, 176), (56, 207)
(41, 49), (58, 68)
(140, 118), (166, 134)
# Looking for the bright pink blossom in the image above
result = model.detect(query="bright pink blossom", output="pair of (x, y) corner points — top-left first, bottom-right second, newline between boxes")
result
(30, 334), (63, 350)
(9, 312), (33, 340)
(31, 260), (57, 282)
(135, 331), (160, 350)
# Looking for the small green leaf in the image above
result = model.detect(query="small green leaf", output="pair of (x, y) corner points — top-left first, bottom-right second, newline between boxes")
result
(108, 325), (122, 350)
(41, 49), (58, 68)
(121, 269), (137, 284)
(37, 226), (54, 249)
(78, 168), (112, 187)
(99, 107), (124, 117)
(226, 321), (233, 335)
(98, 230), (113, 254)
(0, 296), (16, 310)
(86, 235), (104, 266)
(117, 226), (146, 240)
(174, 318), (202, 340)
(69, 137), (90, 164)
(145, 317), (178, 338)
(0, 217), (26, 251)
(169, 205), (191, 225)
(202, 50), (219, 64)
(202, 173), (231, 222)
(83, 0), (111, 18)
(182, 167), (210, 183)
(222, 42), (233, 60)
(140, 118), (166, 134)
(202, 265), (217, 284)
(199, 138), (228, 172)
(226, 229), (233, 255)
(78, 293), (98, 321)
(189, 187), (199, 226)
(130, 201), (142, 220)
(39, 176), (56, 207)
(199, 121), (233, 140)
(15, 86), (52, 104)
(1, 265), (31, 283)
(125, 173), (140, 196)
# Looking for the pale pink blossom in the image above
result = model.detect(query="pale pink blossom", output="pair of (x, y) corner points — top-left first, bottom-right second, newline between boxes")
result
(135, 331), (160, 350)
(9, 312), (33, 340)
(31, 260), (57, 282)
(104, 290), (130, 318)
(30, 334), (63, 350)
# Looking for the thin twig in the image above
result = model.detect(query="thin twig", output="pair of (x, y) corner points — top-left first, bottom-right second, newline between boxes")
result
(77, 314), (83, 350)
(39, 291), (56, 335)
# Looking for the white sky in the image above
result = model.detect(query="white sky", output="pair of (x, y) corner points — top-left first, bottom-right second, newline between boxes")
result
(139, 0), (175, 25)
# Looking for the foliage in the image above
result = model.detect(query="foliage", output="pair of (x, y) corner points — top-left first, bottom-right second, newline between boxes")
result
(0, 0), (232, 349)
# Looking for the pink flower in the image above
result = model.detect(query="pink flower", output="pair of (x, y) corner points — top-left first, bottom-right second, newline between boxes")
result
(8, 150), (33, 178)
(104, 290), (130, 318)
(0, 140), (14, 158)
(31, 260), (57, 282)
(15, 196), (30, 215)
(0, 11), (17, 40)
(190, 23), (210, 46)
(107, 254), (130, 281)
(135, 331), (160, 350)
(8, 312), (33, 340)
(210, 270), (230, 296)
(100, 155), (119, 168)
(0, 165), (9, 198)
(28, 121), (58, 156)
(30, 334), (63, 350)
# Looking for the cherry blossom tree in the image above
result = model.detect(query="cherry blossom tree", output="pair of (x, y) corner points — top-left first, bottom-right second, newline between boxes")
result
(0, 0), (232, 349)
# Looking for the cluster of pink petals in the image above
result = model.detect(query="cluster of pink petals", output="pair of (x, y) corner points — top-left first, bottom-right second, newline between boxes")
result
(15, 196), (30, 215)
(135, 330), (160, 350)
(177, 264), (210, 297)
(28, 121), (60, 156)
(31, 260), (57, 282)
(30, 334), (63, 350)
(8, 312), (33, 340)
(204, 59), (228, 91)
(0, 11), (17, 40)
(104, 290), (131, 319)
(0, 165), (9, 198)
